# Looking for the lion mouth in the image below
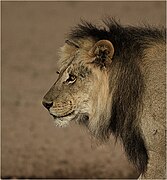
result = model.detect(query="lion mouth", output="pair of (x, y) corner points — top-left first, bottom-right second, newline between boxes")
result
(50, 110), (75, 120)
(49, 110), (77, 127)
(49, 110), (89, 128)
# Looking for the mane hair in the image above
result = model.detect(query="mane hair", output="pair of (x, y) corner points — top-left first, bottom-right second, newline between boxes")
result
(67, 19), (165, 175)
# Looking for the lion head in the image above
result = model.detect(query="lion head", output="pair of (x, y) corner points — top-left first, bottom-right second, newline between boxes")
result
(43, 38), (114, 140)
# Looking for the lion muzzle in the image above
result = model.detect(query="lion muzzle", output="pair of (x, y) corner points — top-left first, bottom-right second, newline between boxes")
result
(49, 100), (74, 118)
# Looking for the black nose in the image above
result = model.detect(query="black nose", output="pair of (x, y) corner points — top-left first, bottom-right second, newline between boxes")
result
(42, 100), (53, 110)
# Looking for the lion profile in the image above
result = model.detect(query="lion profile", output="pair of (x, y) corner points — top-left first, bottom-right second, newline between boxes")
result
(42, 19), (166, 179)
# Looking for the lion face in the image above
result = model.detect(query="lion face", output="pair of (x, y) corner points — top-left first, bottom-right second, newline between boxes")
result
(42, 39), (114, 137)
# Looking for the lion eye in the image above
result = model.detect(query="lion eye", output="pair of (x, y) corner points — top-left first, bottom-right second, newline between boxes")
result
(66, 74), (76, 84)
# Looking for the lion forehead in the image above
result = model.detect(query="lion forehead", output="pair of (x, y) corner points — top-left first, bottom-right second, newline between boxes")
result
(58, 38), (95, 67)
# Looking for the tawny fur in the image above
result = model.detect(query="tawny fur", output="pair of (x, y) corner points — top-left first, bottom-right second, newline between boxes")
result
(43, 19), (166, 179)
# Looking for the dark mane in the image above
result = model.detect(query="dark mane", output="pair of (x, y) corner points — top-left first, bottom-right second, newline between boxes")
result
(69, 18), (165, 48)
(68, 19), (165, 174)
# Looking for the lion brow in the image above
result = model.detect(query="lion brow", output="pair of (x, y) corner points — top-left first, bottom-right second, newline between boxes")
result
(65, 39), (80, 48)
(56, 52), (79, 83)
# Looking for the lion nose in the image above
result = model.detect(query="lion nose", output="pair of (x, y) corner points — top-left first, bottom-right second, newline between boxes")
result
(42, 100), (53, 110)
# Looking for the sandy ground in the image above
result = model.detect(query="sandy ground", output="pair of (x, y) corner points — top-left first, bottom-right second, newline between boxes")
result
(1, 1), (165, 179)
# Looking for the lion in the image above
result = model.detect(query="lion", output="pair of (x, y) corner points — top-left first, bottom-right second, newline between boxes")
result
(42, 19), (166, 179)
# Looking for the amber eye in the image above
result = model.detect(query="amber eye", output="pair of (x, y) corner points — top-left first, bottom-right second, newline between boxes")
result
(66, 74), (76, 84)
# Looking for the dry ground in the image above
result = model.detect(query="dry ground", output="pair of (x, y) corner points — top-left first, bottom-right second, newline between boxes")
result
(1, 1), (165, 179)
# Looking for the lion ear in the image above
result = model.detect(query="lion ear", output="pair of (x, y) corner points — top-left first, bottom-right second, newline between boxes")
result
(88, 40), (114, 66)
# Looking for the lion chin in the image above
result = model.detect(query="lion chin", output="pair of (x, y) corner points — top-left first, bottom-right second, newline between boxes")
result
(50, 111), (78, 127)
(53, 117), (70, 127)
(50, 111), (89, 128)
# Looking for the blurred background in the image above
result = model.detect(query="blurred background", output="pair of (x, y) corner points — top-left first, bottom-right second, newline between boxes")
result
(1, 1), (165, 179)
